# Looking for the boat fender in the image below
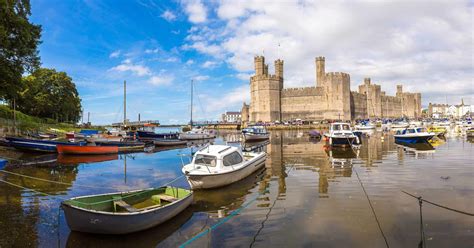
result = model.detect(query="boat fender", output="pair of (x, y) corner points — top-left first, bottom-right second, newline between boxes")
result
(355, 136), (360, 145)
(329, 137), (332, 145)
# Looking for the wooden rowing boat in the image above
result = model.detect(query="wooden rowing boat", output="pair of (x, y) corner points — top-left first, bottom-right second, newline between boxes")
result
(57, 145), (119, 155)
(61, 186), (193, 234)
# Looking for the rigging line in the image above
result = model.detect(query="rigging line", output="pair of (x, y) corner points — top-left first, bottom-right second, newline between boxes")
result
(0, 169), (111, 190)
(418, 197), (426, 248)
(353, 167), (390, 248)
(0, 178), (69, 201)
(401, 190), (474, 216)
(249, 189), (279, 248)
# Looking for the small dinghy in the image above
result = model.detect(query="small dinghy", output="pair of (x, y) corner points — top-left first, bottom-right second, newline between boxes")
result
(57, 144), (119, 155)
(394, 127), (435, 144)
(182, 145), (266, 189)
(242, 126), (269, 142)
(62, 186), (193, 234)
(323, 123), (360, 147)
(6, 137), (85, 153)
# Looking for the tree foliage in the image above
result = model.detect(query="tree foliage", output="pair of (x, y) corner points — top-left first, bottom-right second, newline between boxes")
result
(0, 0), (42, 100)
(17, 68), (82, 123)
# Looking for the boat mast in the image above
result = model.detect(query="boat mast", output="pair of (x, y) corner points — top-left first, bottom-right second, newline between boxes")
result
(124, 80), (127, 127)
(190, 79), (193, 128)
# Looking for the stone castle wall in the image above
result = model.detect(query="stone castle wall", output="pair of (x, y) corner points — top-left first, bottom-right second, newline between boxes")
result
(249, 56), (421, 122)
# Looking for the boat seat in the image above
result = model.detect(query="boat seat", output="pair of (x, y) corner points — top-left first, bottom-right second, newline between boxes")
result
(113, 197), (138, 212)
(152, 194), (178, 203)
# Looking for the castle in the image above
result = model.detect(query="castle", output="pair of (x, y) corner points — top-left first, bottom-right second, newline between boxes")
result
(242, 56), (422, 123)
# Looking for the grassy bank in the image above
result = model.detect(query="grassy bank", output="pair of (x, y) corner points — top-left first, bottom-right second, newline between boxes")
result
(0, 105), (81, 134)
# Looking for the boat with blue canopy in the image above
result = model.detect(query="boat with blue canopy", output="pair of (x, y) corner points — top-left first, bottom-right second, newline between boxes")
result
(394, 127), (435, 144)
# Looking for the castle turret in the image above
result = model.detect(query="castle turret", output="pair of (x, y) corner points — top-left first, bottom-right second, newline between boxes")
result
(264, 64), (269, 75)
(397, 85), (403, 94)
(316, 56), (325, 87)
(364, 78), (371, 85)
(275, 59), (284, 79)
(254, 56), (265, 75)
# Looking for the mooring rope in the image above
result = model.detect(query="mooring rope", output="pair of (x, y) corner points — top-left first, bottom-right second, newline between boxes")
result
(180, 163), (294, 247)
(353, 167), (390, 248)
(0, 169), (107, 189)
(0, 178), (69, 200)
(401, 190), (474, 216)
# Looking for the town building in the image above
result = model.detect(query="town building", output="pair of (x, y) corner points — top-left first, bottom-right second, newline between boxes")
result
(428, 99), (473, 118)
(221, 111), (242, 123)
(242, 56), (422, 123)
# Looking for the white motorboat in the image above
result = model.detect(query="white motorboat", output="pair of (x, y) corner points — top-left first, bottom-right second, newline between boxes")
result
(182, 145), (266, 189)
(391, 121), (409, 129)
(179, 128), (216, 140)
(354, 121), (376, 130)
(323, 122), (360, 147)
(242, 126), (270, 141)
(394, 127), (435, 144)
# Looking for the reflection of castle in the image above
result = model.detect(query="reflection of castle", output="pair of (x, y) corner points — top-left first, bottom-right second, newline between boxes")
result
(243, 56), (422, 123)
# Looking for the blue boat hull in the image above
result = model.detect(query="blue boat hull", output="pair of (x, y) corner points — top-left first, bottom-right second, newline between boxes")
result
(135, 131), (179, 140)
(394, 136), (433, 144)
(0, 159), (7, 169)
(6, 137), (85, 153)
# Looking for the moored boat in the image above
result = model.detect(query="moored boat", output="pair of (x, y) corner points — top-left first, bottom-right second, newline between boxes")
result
(323, 123), (360, 147)
(394, 127), (435, 144)
(242, 126), (269, 141)
(136, 131), (179, 141)
(57, 144), (119, 155)
(0, 158), (7, 169)
(6, 137), (85, 153)
(61, 186), (193, 234)
(182, 145), (266, 189)
(466, 127), (474, 138)
(179, 128), (216, 140)
(354, 121), (376, 130)
(427, 126), (447, 137)
(95, 140), (145, 152)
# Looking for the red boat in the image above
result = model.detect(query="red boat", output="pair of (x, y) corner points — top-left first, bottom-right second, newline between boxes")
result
(57, 145), (118, 155)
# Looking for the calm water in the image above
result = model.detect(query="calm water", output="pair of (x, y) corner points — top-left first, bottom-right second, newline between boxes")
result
(0, 130), (473, 247)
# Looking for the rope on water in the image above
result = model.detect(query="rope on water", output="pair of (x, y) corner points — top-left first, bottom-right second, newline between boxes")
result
(401, 190), (474, 216)
(0, 178), (68, 201)
(353, 167), (390, 248)
(0, 169), (107, 189)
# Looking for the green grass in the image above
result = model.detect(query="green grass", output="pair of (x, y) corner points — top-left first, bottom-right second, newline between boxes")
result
(0, 105), (82, 133)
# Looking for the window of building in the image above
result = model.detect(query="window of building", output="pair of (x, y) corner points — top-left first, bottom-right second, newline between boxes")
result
(223, 152), (243, 166)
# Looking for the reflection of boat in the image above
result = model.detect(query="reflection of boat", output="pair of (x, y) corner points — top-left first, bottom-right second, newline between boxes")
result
(182, 145), (266, 189)
(242, 126), (270, 141)
(57, 145), (119, 155)
(62, 186), (193, 234)
(394, 127), (435, 144)
(153, 139), (187, 146)
(57, 154), (119, 164)
(466, 128), (474, 138)
(323, 123), (359, 147)
(0, 158), (7, 169)
(396, 142), (435, 156)
(6, 137), (85, 153)
(242, 140), (269, 152)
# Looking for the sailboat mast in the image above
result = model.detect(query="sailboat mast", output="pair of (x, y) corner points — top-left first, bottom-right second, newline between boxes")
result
(123, 80), (127, 126)
(190, 79), (193, 128)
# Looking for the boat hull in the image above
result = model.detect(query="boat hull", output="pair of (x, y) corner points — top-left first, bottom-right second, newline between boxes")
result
(6, 137), (84, 153)
(57, 145), (119, 155)
(394, 135), (434, 144)
(184, 154), (266, 189)
(62, 189), (193, 234)
(179, 133), (215, 140)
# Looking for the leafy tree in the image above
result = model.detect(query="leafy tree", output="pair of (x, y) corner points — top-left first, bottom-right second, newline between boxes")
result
(17, 68), (82, 123)
(0, 0), (42, 101)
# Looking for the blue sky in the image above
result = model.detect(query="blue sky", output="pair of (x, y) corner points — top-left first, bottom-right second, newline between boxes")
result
(31, 0), (473, 124)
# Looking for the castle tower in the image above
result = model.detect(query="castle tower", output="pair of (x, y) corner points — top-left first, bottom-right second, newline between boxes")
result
(316, 56), (325, 87)
(249, 56), (282, 123)
(364, 78), (371, 85)
(275, 59), (284, 79)
(254, 56), (265, 75)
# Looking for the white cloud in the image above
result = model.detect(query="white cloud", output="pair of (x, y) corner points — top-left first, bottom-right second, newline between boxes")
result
(193, 75), (209, 81)
(206, 84), (250, 112)
(161, 10), (177, 21)
(236, 73), (252, 81)
(202, 61), (218, 68)
(145, 48), (160, 54)
(186, 59), (194, 65)
(183, 0), (207, 23)
(109, 62), (151, 76)
(149, 74), (174, 86)
(109, 50), (121, 58)
(183, 1), (473, 105)
(166, 57), (178, 62)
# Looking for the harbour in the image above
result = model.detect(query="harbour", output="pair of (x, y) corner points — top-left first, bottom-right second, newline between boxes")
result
(0, 128), (472, 247)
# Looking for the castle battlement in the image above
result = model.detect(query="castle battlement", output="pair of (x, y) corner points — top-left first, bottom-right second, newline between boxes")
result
(282, 87), (322, 97)
(325, 72), (350, 78)
(250, 74), (281, 81)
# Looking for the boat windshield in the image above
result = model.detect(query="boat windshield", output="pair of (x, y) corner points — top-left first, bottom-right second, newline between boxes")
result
(334, 124), (350, 131)
(194, 154), (217, 167)
(407, 129), (416, 133)
(416, 128), (427, 133)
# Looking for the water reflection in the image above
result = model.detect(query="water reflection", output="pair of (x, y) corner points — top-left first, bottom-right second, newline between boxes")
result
(0, 129), (473, 247)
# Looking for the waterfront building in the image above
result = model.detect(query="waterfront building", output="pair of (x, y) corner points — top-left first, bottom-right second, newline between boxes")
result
(244, 56), (422, 123)
(221, 111), (242, 123)
(428, 99), (473, 118)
